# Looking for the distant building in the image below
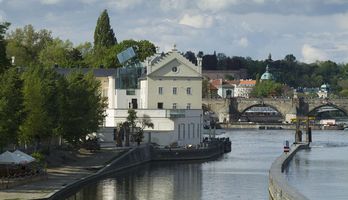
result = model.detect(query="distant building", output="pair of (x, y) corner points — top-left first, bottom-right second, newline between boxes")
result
(209, 78), (256, 98)
(317, 83), (330, 98)
(58, 49), (204, 147)
(234, 79), (256, 98)
(295, 84), (329, 98)
(260, 65), (274, 81)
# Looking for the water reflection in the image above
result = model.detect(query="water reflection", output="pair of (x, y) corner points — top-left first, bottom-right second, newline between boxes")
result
(67, 130), (296, 200)
(67, 162), (203, 200)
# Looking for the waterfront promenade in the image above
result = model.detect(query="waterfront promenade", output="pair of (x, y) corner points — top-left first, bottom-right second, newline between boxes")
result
(0, 146), (126, 200)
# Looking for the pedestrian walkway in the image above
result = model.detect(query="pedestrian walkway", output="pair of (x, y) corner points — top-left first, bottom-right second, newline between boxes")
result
(0, 148), (125, 200)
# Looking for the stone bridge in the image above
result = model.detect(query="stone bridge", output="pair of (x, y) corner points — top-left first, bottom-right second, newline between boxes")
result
(203, 98), (348, 123)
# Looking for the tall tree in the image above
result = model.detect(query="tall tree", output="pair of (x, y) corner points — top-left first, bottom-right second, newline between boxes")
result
(0, 22), (10, 73)
(0, 68), (23, 151)
(94, 9), (117, 48)
(38, 38), (82, 68)
(6, 24), (53, 67)
(57, 71), (107, 146)
(21, 67), (60, 149)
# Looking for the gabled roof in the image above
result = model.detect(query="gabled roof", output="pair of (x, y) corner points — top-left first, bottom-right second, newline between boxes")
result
(225, 80), (240, 85)
(209, 83), (218, 90)
(239, 79), (256, 85)
(210, 79), (222, 87)
(147, 50), (201, 77)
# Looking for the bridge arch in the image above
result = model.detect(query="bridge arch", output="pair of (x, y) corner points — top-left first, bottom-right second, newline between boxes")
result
(307, 103), (348, 119)
(239, 104), (284, 123)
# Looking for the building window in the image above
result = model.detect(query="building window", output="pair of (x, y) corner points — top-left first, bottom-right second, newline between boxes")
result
(183, 124), (185, 139)
(186, 103), (191, 109)
(173, 87), (177, 95)
(178, 124), (181, 140)
(172, 103), (177, 109)
(157, 102), (163, 109)
(186, 87), (191, 95)
(126, 89), (135, 95)
(158, 87), (163, 95)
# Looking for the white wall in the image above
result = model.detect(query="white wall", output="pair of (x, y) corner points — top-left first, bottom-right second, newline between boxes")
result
(146, 77), (202, 109)
(115, 89), (141, 109)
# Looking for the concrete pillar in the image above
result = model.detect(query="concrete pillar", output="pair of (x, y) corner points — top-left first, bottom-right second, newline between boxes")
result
(108, 76), (115, 109)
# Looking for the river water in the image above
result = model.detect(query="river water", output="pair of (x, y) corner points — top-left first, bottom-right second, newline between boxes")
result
(67, 129), (348, 200)
(285, 130), (348, 200)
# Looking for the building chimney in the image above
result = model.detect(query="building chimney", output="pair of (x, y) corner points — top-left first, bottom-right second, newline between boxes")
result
(197, 56), (202, 74)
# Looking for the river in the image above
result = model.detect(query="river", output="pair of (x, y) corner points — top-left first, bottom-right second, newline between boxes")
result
(285, 130), (348, 200)
(66, 129), (347, 200)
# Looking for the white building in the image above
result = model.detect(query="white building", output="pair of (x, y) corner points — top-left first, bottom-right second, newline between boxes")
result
(234, 79), (256, 98)
(103, 49), (203, 147)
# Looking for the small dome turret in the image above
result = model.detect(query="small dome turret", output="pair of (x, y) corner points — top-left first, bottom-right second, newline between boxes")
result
(260, 65), (274, 81)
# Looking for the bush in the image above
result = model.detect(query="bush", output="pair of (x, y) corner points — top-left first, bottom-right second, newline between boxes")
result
(31, 151), (45, 164)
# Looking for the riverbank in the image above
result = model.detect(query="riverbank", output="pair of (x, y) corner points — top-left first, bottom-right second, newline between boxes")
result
(51, 140), (230, 200)
(0, 140), (230, 200)
(0, 147), (127, 200)
(221, 123), (344, 130)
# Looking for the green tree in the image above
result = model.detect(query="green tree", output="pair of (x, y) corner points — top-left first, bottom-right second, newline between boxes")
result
(38, 39), (73, 68)
(6, 24), (53, 67)
(0, 22), (10, 73)
(94, 9), (117, 48)
(135, 115), (154, 145)
(87, 40), (156, 68)
(0, 68), (23, 151)
(251, 80), (283, 98)
(126, 110), (153, 146)
(21, 66), (60, 150)
(57, 71), (107, 146)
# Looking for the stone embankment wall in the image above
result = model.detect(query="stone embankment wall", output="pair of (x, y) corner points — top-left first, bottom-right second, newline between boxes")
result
(269, 143), (310, 200)
(48, 143), (227, 200)
(48, 145), (152, 200)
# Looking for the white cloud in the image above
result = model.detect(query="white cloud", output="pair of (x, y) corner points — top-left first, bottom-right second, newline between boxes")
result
(335, 12), (348, 30)
(179, 14), (213, 28)
(238, 37), (249, 47)
(197, 0), (237, 12)
(106, 0), (143, 10)
(301, 44), (328, 63)
(39, 0), (63, 5)
(160, 0), (189, 11)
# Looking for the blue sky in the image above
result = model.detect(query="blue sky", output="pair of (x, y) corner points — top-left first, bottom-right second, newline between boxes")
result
(1, 0), (348, 63)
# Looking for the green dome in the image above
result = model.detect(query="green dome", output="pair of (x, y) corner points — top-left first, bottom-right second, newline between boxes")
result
(260, 65), (273, 80)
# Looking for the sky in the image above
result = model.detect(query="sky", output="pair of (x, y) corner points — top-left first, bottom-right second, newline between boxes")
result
(1, 0), (348, 63)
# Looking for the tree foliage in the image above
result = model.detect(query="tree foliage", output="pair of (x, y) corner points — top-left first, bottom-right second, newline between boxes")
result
(6, 25), (53, 67)
(21, 66), (60, 145)
(0, 68), (23, 150)
(57, 70), (107, 146)
(86, 39), (156, 68)
(251, 80), (283, 98)
(0, 22), (10, 73)
(94, 9), (117, 48)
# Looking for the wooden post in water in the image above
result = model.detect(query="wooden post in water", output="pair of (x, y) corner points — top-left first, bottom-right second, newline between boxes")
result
(306, 116), (312, 143)
(295, 116), (302, 143)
